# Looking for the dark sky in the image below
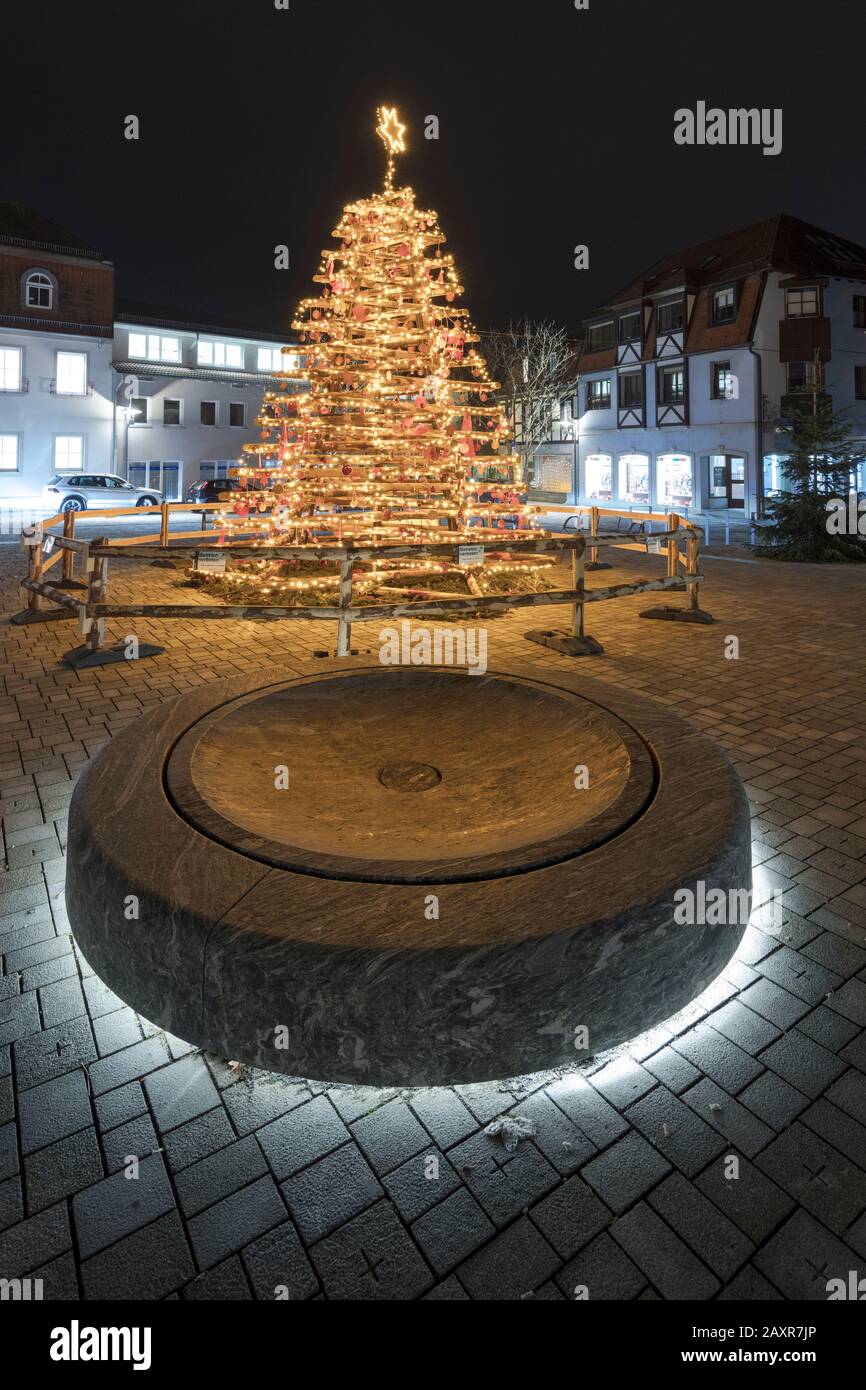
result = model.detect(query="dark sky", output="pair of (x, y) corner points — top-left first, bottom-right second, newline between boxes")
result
(4, 0), (866, 336)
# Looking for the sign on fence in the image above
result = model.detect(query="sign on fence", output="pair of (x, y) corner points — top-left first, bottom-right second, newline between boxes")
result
(457, 544), (484, 567)
(646, 537), (665, 555)
(195, 549), (227, 575)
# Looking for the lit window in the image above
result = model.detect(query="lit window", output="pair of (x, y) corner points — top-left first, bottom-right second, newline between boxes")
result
(56, 352), (87, 396)
(586, 379), (611, 410)
(258, 347), (298, 372)
(0, 435), (19, 470)
(161, 337), (180, 363)
(24, 272), (53, 309)
(785, 287), (819, 318)
(54, 436), (84, 471)
(585, 453), (613, 498)
(128, 333), (147, 358)
(197, 341), (213, 365)
(129, 397), (148, 423)
(711, 361), (735, 400)
(129, 333), (179, 362)
(0, 348), (22, 392)
(198, 341), (243, 368)
(225, 345), (242, 368)
(660, 366), (685, 404)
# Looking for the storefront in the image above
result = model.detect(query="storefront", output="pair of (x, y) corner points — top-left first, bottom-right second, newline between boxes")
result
(656, 453), (694, 511)
(705, 453), (746, 509)
(584, 453), (613, 501)
(618, 454), (650, 505)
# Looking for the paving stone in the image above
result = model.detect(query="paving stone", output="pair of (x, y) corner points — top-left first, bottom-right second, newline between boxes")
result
(183, 1255), (252, 1301)
(758, 1030), (847, 1099)
(38, 975), (86, 1029)
(311, 1200), (433, 1301)
(187, 1175), (287, 1271)
(453, 1081), (513, 1125)
(0, 1175), (23, 1232)
(682, 1078), (774, 1158)
(142, 1052), (218, 1130)
(705, 998), (782, 1055)
(755, 1122), (866, 1234)
(673, 1023), (763, 1094)
(23, 1126), (103, 1214)
(554, 1230), (646, 1301)
(0, 991), (40, 1046)
(797, 1004), (861, 1052)
(32, 1249), (80, 1300)
(93, 1080), (147, 1133)
(382, 1148), (461, 1223)
(738, 977), (811, 1029)
(738, 1070), (810, 1130)
(803, 931), (866, 979)
(176, 1135), (269, 1218)
(529, 1174), (612, 1260)
(101, 1113), (160, 1175)
(408, 1087), (477, 1148)
(544, 1073), (629, 1147)
(0, 1200), (71, 1277)
(717, 1265), (784, 1300)
(351, 1099), (430, 1176)
(753, 1210), (864, 1300)
(642, 1046), (703, 1095)
(88, 1035), (171, 1098)
(845, 1211), (866, 1260)
(581, 1130), (671, 1214)
(327, 1084), (400, 1124)
(611, 1201), (721, 1299)
(221, 1073), (310, 1136)
(840, 1028), (866, 1071)
(507, 1091), (595, 1175)
(625, 1085), (726, 1177)
(694, 1151), (795, 1244)
(823, 1068), (866, 1128)
(82, 974), (125, 1019)
(410, 1186), (494, 1276)
(587, 1056), (657, 1110)
(456, 1215), (559, 1300)
(422, 1275), (470, 1300)
(258, 1095), (350, 1181)
(72, 1152), (175, 1258)
(91, 1006), (142, 1057)
(755, 944), (841, 1005)
(240, 1220), (318, 1300)
(799, 1097), (866, 1171)
(447, 1131), (558, 1228)
(81, 1210), (194, 1300)
(281, 1142), (383, 1244)
(17, 1069), (91, 1154)
(161, 1105), (235, 1174)
(647, 1171), (754, 1279)
(827, 977), (866, 1025)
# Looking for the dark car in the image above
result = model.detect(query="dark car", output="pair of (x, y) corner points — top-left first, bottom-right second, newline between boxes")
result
(186, 478), (246, 504)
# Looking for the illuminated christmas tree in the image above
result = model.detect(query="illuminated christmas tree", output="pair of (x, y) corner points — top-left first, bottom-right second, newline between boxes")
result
(199, 107), (553, 605)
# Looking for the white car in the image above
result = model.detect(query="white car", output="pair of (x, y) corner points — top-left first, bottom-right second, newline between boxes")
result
(43, 473), (163, 512)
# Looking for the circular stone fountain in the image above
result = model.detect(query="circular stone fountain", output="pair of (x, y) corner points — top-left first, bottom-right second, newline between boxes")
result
(66, 662), (751, 1086)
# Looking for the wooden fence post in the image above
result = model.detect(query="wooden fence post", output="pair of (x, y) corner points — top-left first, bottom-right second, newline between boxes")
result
(28, 539), (43, 612)
(62, 509), (75, 583)
(160, 504), (170, 548)
(86, 540), (108, 654)
(571, 542), (585, 640)
(336, 551), (353, 657)
(686, 534), (700, 612)
(667, 511), (680, 578)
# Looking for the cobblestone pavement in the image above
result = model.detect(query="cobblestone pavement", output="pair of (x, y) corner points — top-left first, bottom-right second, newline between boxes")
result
(2, 541), (866, 1301)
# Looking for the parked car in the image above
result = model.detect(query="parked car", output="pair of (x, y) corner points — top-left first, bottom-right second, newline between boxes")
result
(186, 478), (268, 504)
(42, 474), (163, 513)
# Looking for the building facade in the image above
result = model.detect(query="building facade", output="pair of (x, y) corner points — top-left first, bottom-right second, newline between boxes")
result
(0, 204), (296, 503)
(574, 215), (866, 517)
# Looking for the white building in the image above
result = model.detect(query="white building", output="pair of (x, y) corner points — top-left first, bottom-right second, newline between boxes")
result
(0, 203), (114, 504)
(574, 214), (866, 518)
(113, 303), (298, 499)
(0, 203), (299, 506)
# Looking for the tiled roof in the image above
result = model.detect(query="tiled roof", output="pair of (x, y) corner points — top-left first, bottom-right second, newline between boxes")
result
(0, 201), (107, 260)
(113, 360), (298, 387)
(594, 213), (866, 313)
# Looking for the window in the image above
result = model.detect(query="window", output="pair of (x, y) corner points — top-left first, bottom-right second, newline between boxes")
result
(656, 300), (684, 334)
(201, 401), (218, 426)
(854, 296), (866, 328)
(128, 333), (181, 362)
(787, 361), (816, 390)
(257, 347), (298, 372)
(54, 436), (84, 471)
(660, 365), (685, 404)
(0, 347), (22, 392)
(163, 399), (182, 426)
(584, 454), (613, 499)
(55, 352), (87, 396)
(856, 365), (866, 400)
(586, 321), (615, 352)
(785, 287), (819, 318)
(586, 379), (611, 410)
(229, 402), (245, 427)
(619, 454), (650, 503)
(0, 435), (19, 470)
(24, 271), (53, 309)
(711, 361), (734, 400)
(657, 453), (693, 507)
(129, 397), (148, 424)
(619, 312), (641, 343)
(618, 372), (643, 408)
(711, 286), (736, 324)
(197, 341), (243, 368)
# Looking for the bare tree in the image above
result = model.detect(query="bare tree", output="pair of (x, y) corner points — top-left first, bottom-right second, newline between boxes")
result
(481, 319), (581, 485)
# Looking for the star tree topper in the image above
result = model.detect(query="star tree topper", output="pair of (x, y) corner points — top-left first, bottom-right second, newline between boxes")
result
(376, 105), (407, 187)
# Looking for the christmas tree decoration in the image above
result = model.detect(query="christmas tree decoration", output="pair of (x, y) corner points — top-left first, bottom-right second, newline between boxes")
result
(193, 106), (556, 608)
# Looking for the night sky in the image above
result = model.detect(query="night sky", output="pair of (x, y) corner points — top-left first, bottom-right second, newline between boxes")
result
(4, 0), (865, 337)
